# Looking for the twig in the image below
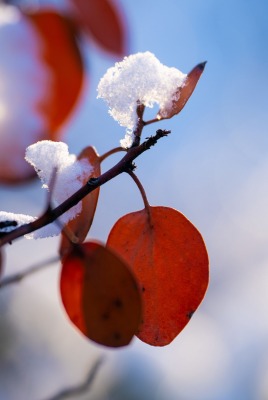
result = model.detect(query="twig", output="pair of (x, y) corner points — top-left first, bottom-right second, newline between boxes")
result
(127, 169), (150, 209)
(127, 169), (153, 227)
(143, 117), (161, 126)
(0, 130), (170, 247)
(43, 357), (104, 400)
(131, 103), (145, 147)
(0, 256), (59, 288)
(99, 147), (126, 163)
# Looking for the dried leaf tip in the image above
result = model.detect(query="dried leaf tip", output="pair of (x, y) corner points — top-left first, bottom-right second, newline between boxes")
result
(196, 61), (207, 71)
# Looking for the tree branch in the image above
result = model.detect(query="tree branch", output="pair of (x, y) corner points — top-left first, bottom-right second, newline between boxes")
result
(0, 130), (170, 247)
(42, 357), (104, 400)
(0, 256), (59, 288)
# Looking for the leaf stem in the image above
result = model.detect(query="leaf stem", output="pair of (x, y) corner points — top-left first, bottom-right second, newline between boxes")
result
(127, 170), (150, 209)
(99, 147), (126, 163)
(143, 117), (161, 126)
(127, 170), (153, 226)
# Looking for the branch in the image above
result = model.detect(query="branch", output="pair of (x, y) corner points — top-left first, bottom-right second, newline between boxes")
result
(0, 130), (170, 247)
(42, 357), (104, 400)
(0, 256), (58, 288)
(131, 103), (146, 147)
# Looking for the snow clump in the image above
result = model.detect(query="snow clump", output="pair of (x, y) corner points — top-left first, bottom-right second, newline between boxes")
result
(97, 51), (186, 148)
(0, 141), (92, 239)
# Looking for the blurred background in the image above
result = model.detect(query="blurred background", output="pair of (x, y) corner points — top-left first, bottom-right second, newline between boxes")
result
(1, 0), (268, 399)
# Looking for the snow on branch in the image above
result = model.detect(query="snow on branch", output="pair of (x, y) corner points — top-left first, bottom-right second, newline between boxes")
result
(97, 51), (186, 147)
(0, 141), (92, 239)
(0, 130), (170, 246)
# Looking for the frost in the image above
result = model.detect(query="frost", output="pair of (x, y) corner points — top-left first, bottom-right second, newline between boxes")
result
(120, 129), (135, 149)
(0, 141), (93, 239)
(97, 51), (186, 147)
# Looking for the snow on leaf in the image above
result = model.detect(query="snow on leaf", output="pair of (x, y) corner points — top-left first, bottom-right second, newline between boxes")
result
(60, 241), (142, 347)
(107, 206), (209, 346)
(97, 52), (186, 146)
(0, 141), (93, 240)
(25, 140), (93, 239)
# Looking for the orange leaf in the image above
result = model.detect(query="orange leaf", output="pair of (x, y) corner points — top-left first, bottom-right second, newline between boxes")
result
(60, 242), (142, 347)
(27, 10), (84, 136)
(59, 146), (101, 259)
(71, 0), (127, 56)
(107, 206), (209, 346)
(157, 62), (206, 120)
(0, 9), (84, 184)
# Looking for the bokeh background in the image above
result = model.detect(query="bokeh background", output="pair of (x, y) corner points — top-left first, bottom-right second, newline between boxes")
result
(1, 0), (268, 399)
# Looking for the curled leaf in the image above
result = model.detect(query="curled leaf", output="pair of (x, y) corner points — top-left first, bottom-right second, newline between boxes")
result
(157, 62), (206, 120)
(107, 206), (209, 346)
(59, 146), (101, 259)
(60, 242), (142, 347)
(71, 0), (127, 56)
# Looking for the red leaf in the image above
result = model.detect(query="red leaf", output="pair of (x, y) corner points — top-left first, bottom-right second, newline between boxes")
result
(157, 62), (206, 120)
(26, 10), (84, 136)
(107, 206), (209, 346)
(59, 146), (101, 259)
(60, 242), (142, 347)
(71, 0), (127, 56)
(0, 9), (84, 184)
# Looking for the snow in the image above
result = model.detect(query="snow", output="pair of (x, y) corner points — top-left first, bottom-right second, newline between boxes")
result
(0, 4), (20, 24)
(0, 140), (92, 239)
(97, 51), (186, 148)
(0, 211), (35, 232)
